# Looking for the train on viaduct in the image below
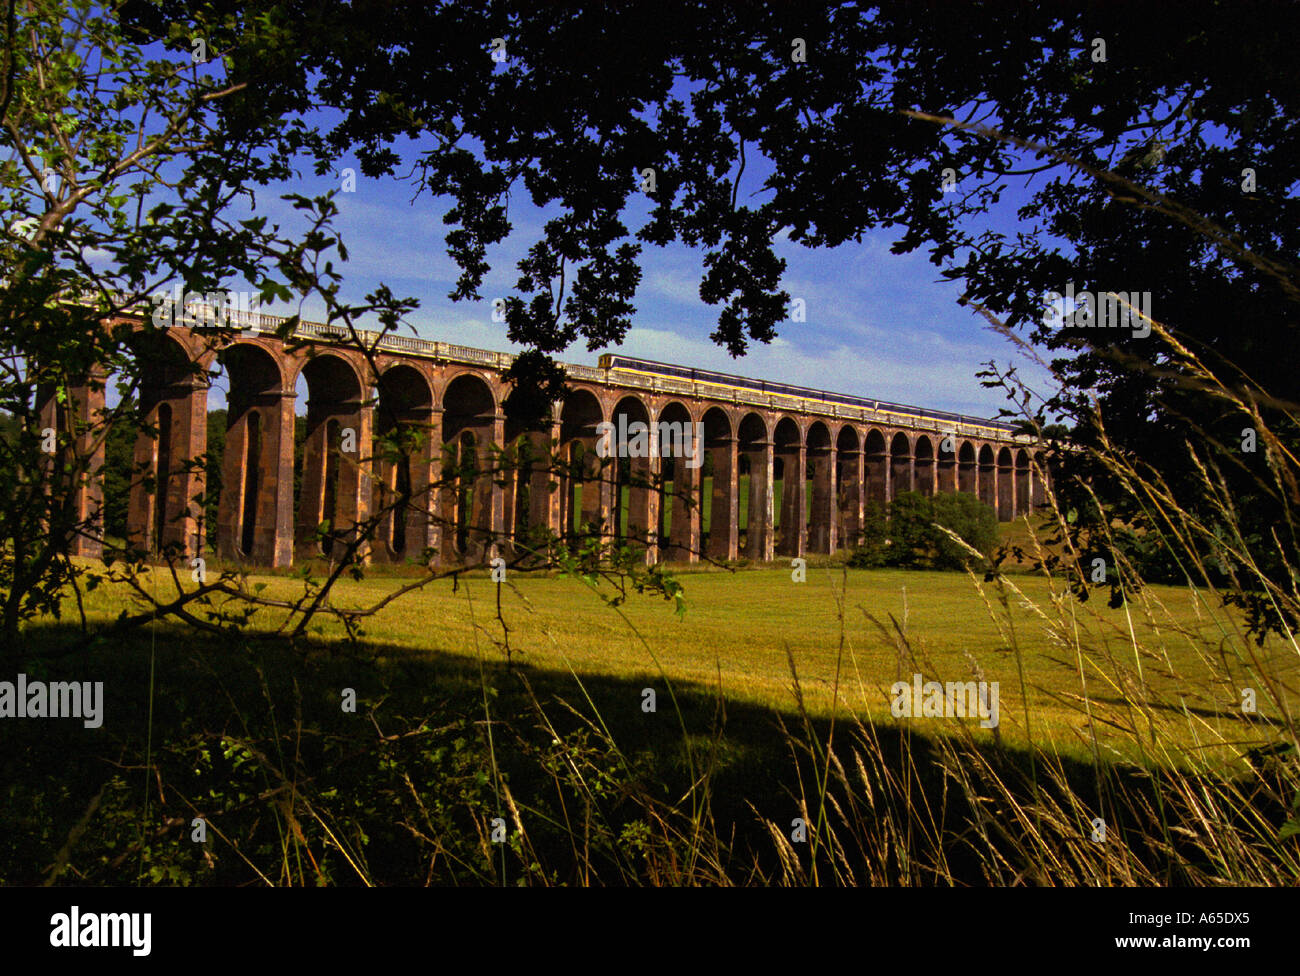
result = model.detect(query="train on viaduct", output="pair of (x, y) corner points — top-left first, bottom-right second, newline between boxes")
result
(49, 300), (1048, 568)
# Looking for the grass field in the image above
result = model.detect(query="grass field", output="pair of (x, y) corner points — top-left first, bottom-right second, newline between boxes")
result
(55, 519), (1293, 767)
(10, 516), (1296, 886)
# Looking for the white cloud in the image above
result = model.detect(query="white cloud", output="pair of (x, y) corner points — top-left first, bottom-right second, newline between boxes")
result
(212, 185), (1058, 421)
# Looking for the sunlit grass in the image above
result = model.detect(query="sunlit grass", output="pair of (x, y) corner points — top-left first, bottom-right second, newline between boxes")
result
(70, 528), (1292, 769)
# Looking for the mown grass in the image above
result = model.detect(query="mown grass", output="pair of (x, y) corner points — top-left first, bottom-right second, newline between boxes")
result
(56, 518), (1292, 769)
(12, 515), (1294, 886)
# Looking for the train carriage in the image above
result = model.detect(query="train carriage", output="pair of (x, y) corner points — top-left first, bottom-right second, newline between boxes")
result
(598, 354), (1016, 433)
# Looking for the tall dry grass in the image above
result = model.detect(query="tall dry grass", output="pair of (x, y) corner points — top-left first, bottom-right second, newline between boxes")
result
(736, 315), (1299, 886)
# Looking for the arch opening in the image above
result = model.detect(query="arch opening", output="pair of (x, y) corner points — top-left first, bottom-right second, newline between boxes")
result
(806, 421), (834, 554)
(996, 446), (1015, 521)
(441, 373), (499, 563)
(610, 396), (654, 556)
(1014, 448), (1031, 517)
(217, 342), (289, 566)
(936, 433), (958, 494)
(864, 429), (888, 507)
(890, 432), (912, 499)
(977, 444), (996, 512)
(958, 441), (977, 495)
(656, 401), (697, 560)
(773, 417), (803, 557)
(152, 402), (173, 551)
(702, 407), (736, 561)
(914, 435), (935, 497)
(737, 413), (770, 560)
(559, 389), (606, 554)
(126, 331), (206, 557)
(375, 364), (435, 563)
(835, 425), (862, 550)
(239, 409), (261, 558)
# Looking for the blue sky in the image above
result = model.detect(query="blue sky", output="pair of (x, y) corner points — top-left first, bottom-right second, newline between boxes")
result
(235, 153), (1058, 424)
(112, 55), (1064, 422)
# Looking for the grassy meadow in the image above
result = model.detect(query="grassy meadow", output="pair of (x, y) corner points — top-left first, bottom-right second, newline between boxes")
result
(8, 515), (1296, 886)
(54, 517), (1293, 765)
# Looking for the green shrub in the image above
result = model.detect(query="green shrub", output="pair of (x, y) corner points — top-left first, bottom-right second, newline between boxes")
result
(849, 492), (998, 570)
(885, 492), (935, 568)
(927, 492), (999, 569)
(846, 501), (889, 568)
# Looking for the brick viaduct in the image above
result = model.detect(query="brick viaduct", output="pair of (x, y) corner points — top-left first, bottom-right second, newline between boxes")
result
(50, 303), (1047, 568)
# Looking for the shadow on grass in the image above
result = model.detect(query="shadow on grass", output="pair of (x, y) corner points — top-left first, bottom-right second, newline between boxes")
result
(1, 621), (1291, 886)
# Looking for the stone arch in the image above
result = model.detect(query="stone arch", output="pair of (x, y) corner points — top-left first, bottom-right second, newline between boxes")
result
(35, 364), (108, 559)
(914, 435), (935, 497)
(1032, 450), (1050, 508)
(702, 406), (738, 561)
(609, 394), (655, 556)
(508, 397), (564, 566)
(737, 412), (772, 561)
(558, 387), (603, 441)
(153, 401), (173, 547)
(442, 371), (497, 436)
(997, 446), (1015, 520)
(806, 421), (834, 553)
(835, 425), (863, 550)
(373, 363), (435, 562)
(558, 388), (607, 552)
(958, 441), (977, 495)
(655, 400), (698, 560)
(216, 341), (294, 566)
(864, 428), (888, 506)
(937, 431), (958, 493)
(773, 417), (804, 557)
(125, 330), (207, 557)
(977, 444), (996, 511)
(441, 372), (500, 562)
(1015, 448), (1031, 517)
(890, 432), (912, 499)
(295, 352), (370, 562)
